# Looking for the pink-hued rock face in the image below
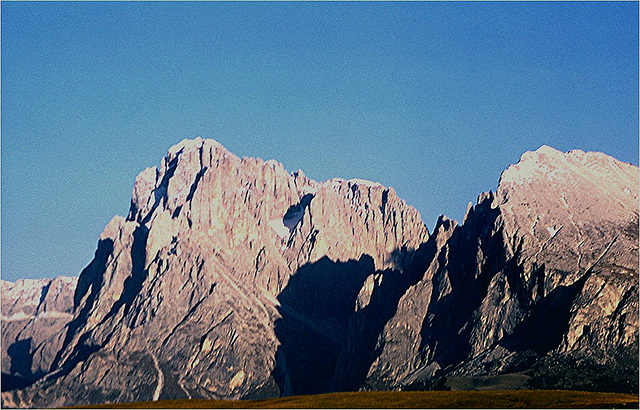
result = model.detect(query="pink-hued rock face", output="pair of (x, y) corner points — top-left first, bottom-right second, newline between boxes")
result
(2, 138), (428, 407)
(2, 141), (637, 407)
(365, 146), (638, 390)
(497, 145), (638, 282)
(1, 276), (77, 390)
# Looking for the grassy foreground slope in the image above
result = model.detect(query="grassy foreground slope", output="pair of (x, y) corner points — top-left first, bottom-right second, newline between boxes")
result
(78, 390), (639, 409)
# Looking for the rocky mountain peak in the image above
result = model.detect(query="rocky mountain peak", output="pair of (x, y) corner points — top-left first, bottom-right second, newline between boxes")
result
(500, 145), (638, 197)
(3, 138), (429, 407)
(362, 146), (637, 392)
(495, 146), (638, 281)
(2, 141), (637, 407)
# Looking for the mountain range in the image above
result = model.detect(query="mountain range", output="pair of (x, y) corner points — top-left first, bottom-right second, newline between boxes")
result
(2, 138), (638, 408)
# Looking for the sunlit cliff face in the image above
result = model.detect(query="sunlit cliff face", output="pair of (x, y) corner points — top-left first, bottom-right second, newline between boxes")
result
(2, 141), (638, 407)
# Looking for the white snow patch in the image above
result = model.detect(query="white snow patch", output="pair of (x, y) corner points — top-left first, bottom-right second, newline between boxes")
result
(269, 204), (307, 238)
(269, 219), (290, 238)
(547, 225), (563, 240)
(1, 311), (73, 322)
(349, 178), (381, 187)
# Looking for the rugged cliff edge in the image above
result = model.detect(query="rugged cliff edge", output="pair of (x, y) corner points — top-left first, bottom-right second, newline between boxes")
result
(362, 146), (638, 392)
(1, 141), (637, 407)
(2, 138), (427, 407)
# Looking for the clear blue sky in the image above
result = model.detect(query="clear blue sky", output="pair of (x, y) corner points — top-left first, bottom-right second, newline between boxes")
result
(2, 2), (638, 282)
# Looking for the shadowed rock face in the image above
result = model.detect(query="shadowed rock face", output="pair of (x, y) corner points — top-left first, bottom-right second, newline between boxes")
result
(362, 146), (638, 392)
(1, 277), (77, 391)
(2, 141), (637, 408)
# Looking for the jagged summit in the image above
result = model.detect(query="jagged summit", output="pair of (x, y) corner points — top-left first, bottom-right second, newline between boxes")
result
(3, 137), (428, 407)
(166, 137), (232, 161)
(500, 145), (638, 190)
(2, 140), (637, 407)
(363, 144), (638, 390)
(496, 144), (638, 278)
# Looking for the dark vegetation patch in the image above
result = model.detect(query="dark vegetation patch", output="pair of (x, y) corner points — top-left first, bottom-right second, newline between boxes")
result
(526, 347), (639, 393)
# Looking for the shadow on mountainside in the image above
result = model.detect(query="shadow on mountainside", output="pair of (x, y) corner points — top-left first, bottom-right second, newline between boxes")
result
(65, 225), (148, 367)
(2, 239), (116, 392)
(1, 338), (45, 391)
(417, 203), (511, 374)
(333, 242), (437, 392)
(270, 243), (435, 397)
(46, 238), (115, 381)
(46, 225), (149, 386)
(500, 266), (585, 356)
(272, 255), (374, 397)
(104, 225), (149, 321)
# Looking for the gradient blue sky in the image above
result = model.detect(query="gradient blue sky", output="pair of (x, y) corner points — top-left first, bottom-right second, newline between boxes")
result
(2, 2), (638, 282)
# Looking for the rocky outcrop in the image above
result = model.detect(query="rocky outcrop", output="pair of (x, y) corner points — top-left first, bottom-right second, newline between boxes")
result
(361, 146), (638, 392)
(1, 141), (637, 407)
(1, 138), (427, 407)
(1, 277), (77, 391)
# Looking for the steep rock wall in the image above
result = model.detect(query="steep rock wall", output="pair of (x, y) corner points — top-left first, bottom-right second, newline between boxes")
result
(2, 138), (427, 407)
(362, 146), (638, 392)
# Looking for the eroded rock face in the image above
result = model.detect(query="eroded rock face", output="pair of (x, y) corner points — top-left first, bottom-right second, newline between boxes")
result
(1, 138), (427, 408)
(1, 277), (77, 391)
(2, 142), (637, 408)
(363, 146), (638, 392)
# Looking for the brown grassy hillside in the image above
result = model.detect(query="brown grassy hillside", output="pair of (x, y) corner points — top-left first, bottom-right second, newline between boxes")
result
(75, 390), (639, 409)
